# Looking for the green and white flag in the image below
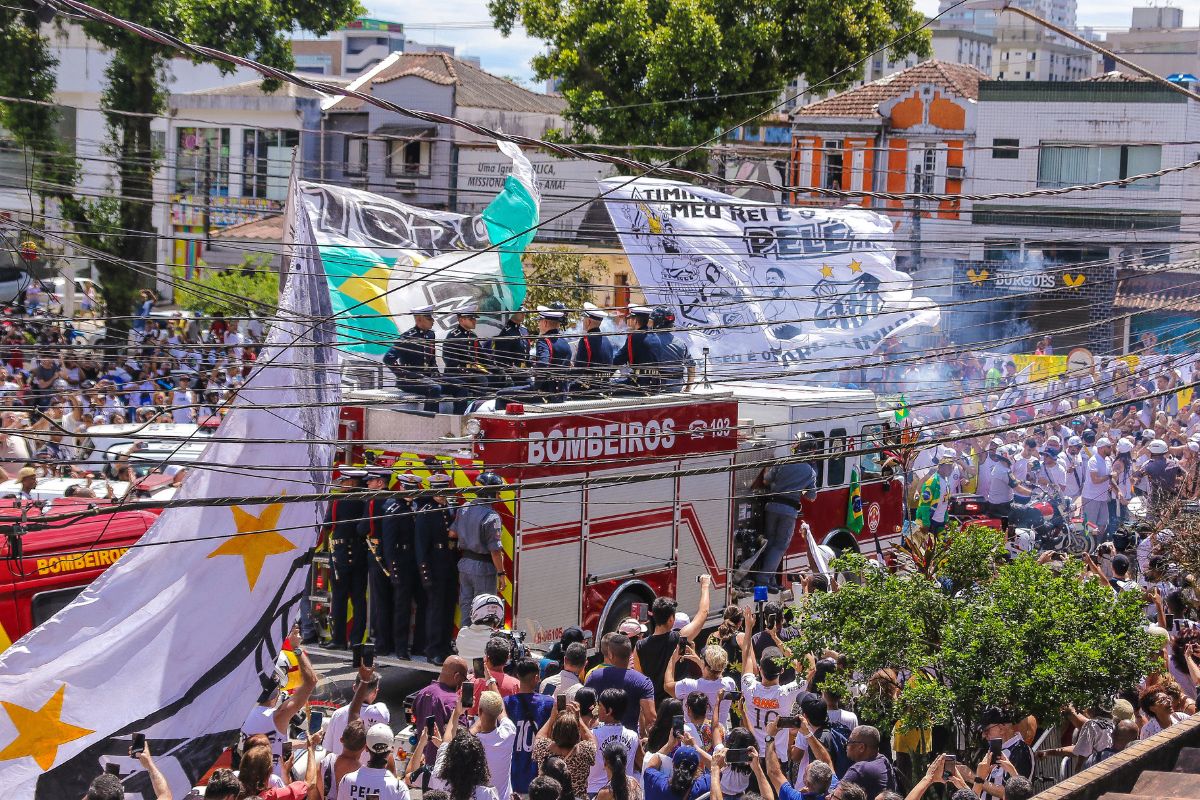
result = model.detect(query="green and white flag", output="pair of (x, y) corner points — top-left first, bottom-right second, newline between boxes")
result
(300, 141), (540, 358)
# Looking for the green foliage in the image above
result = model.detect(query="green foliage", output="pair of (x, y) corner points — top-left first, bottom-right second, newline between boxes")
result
(489, 0), (930, 166)
(522, 247), (602, 311)
(786, 525), (1162, 749)
(175, 255), (280, 317)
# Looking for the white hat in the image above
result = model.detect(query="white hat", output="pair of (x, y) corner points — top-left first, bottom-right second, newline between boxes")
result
(411, 304), (435, 316)
(1117, 437), (1134, 454)
(990, 437), (1005, 448)
(936, 446), (957, 463)
(366, 722), (395, 754)
(618, 617), (646, 636)
(361, 702), (391, 728)
(471, 593), (504, 624)
(536, 305), (566, 321)
(1149, 439), (1170, 454)
(1068, 436), (1083, 447)
(1096, 437), (1112, 448)
(582, 302), (607, 320)
(672, 611), (690, 632)
(629, 305), (653, 317)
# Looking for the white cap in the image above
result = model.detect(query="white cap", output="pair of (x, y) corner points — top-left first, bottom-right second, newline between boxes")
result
(1068, 436), (1083, 447)
(536, 304), (566, 321)
(672, 611), (690, 632)
(936, 446), (957, 463)
(1149, 439), (1170, 454)
(990, 437), (1005, 448)
(618, 617), (646, 636)
(366, 722), (395, 754)
(361, 703), (391, 728)
(582, 302), (607, 320)
(1096, 437), (1112, 448)
(1117, 438), (1134, 454)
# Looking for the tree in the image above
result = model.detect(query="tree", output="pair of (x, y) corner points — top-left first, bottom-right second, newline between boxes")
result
(0, 0), (361, 329)
(488, 0), (929, 167)
(174, 255), (279, 318)
(522, 247), (602, 311)
(788, 525), (1161, 753)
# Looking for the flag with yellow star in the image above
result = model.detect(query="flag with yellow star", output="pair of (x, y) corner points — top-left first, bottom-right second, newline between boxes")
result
(601, 178), (940, 378)
(300, 141), (540, 358)
(0, 182), (341, 799)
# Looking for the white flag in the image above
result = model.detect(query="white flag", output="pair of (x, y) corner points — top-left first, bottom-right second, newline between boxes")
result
(0, 179), (342, 799)
(601, 178), (939, 377)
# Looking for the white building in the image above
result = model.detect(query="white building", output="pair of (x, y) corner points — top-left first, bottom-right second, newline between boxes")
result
(992, 16), (1095, 81)
(291, 17), (406, 78)
(1103, 7), (1200, 80)
(937, 0), (1077, 41)
(932, 28), (994, 74)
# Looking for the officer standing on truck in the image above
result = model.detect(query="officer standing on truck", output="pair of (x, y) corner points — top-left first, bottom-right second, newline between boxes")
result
(382, 304), (442, 411)
(571, 302), (614, 397)
(496, 306), (571, 409)
(612, 305), (660, 395)
(386, 472), (425, 661)
(751, 433), (819, 591)
(649, 306), (694, 393)
(442, 305), (491, 412)
(416, 470), (458, 665)
(451, 471), (507, 627)
(328, 468), (369, 649)
(360, 468), (396, 656)
(490, 307), (529, 388)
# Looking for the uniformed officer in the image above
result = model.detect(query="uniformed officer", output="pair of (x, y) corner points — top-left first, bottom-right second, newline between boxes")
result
(442, 305), (490, 412)
(650, 306), (695, 393)
(360, 468), (396, 656)
(571, 302), (614, 397)
(382, 305), (442, 411)
(496, 305), (572, 409)
(328, 468), (369, 650)
(450, 471), (506, 628)
(386, 472), (425, 660)
(415, 471), (457, 665)
(489, 307), (529, 387)
(612, 305), (660, 395)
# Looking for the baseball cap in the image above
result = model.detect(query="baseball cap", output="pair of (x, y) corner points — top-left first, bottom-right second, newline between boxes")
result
(672, 746), (701, 774)
(1149, 439), (1169, 454)
(560, 626), (589, 648)
(361, 702), (391, 727)
(618, 617), (646, 636)
(1096, 437), (1111, 448)
(1112, 699), (1135, 722)
(366, 722), (394, 754)
(1117, 438), (1134, 454)
(1067, 436), (1083, 447)
(672, 611), (691, 632)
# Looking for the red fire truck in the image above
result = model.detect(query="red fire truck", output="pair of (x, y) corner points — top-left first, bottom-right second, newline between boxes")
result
(0, 504), (158, 654)
(334, 383), (903, 648)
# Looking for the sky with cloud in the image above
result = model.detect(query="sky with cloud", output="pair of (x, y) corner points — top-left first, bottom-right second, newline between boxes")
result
(373, 0), (1200, 83)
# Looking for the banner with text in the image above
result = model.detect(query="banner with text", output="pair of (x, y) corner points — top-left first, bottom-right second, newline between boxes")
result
(601, 179), (939, 374)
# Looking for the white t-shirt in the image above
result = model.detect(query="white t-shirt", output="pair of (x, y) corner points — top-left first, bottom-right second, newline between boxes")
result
(324, 702), (391, 757)
(827, 708), (859, 730)
(240, 703), (284, 778)
(673, 676), (738, 729)
(476, 718), (517, 800)
(337, 764), (410, 800)
(739, 673), (805, 759)
(1140, 712), (1189, 740)
(586, 723), (638, 793)
(1082, 454), (1111, 502)
(540, 669), (582, 699)
(1059, 452), (1085, 498)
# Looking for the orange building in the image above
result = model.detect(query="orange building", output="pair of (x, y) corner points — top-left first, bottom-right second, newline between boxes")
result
(790, 61), (987, 223)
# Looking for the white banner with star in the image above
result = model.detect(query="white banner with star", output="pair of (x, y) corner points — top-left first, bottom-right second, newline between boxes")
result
(601, 178), (939, 376)
(0, 179), (341, 799)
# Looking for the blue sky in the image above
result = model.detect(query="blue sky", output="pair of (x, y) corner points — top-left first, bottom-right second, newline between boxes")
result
(372, 0), (1200, 84)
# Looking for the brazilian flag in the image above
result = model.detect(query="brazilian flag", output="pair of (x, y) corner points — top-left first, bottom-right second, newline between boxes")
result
(847, 467), (864, 533)
(894, 394), (910, 425)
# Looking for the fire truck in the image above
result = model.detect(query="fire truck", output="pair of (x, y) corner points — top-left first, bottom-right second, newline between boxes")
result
(332, 383), (903, 648)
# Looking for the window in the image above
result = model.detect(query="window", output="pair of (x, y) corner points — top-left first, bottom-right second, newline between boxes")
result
(859, 424), (886, 479)
(992, 138), (1020, 159)
(912, 145), (937, 193)
(174, 127), (230, 196)
(32, 587), (85, 627)
(242, 128), (299, 201)
(827, 427), (848, 488)
(821, 141), (843, 190)
(614, 273), (631, 307)
(387, 138), (431, 177)
(1037, 144), (1162, 189)
(344, 136), (367, 176)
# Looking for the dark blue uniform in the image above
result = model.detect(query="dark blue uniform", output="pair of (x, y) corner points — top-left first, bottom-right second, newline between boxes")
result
(655, 331), (692, 393)
(327, 497), (368, 648)
(496, 326), (572, 408)
(415, 496), (457, 661)
(360, 495), (395, 655)
(612, 329), (661, 393)
(383, 326), (442, 410)
(383, 494), (425, 658)
(442, 324), (489, 411)
(571, 329), (614, 395)
(490, 319), (529, 387)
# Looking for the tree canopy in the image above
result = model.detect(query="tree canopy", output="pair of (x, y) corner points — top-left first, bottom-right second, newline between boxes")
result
(488, 0), (930, 163)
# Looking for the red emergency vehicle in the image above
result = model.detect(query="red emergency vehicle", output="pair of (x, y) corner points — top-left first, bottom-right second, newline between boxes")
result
(334, 383), (903, 647)
(0, 503), (157, 653)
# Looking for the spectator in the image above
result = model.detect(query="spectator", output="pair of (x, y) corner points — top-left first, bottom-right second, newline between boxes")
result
(1139, 688), (1188, 739)
(977, 707), (1034, 800)
(241, 630), (317, 779)
(635, 578), (712, 703)
(432, 730), (499, 800)
(541, 642), (588, 700)
(594, 739), (643, 800)
(740, 609), (804, 761)
(585, 634), (656, 733)
(586, 689), (640, 796)
(470, 637), (521, 712)
(240, 740), (321, 799)
(539, 755), (578, 800)
(643, 744), (712, 800)
(88, 742), (173, 800)
(505, 659), (553, 796)
(840, 727), (897, 798)
(529, 775), (565, 800)
(472, 691), (517, 800)
(645, 698), (686, 755)
(202, 768), (241, 800)
(324, 720), (367, 799)
(323, 668), (389, 758)
(533, 702), (597, 799)
(413, 656), (469, 764)
(666, 644), (738, 729)
(336, 722), (409, 799)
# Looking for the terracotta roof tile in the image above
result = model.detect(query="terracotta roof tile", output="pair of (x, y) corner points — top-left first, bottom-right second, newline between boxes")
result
(211, 214), (285, 242)
(795, 60), (989, 119)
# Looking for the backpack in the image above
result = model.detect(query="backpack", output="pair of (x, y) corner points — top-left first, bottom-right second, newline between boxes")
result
(820, 723), (853, 777)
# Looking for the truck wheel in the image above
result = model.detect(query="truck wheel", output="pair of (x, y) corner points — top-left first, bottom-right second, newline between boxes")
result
(823, 529), (861, 558)
(600, 583), (655, 636)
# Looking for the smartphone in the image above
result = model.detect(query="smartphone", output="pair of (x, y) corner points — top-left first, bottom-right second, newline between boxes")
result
(725, 748), (750, 764)
(472, 657), (486, 679)
(105, 763), (120, 776)
(131, 733), (146, 756)
(678, 636), (689, 655)
(557, 695), (567, 712)
(989, 738), (1003, 758)
(777, 717), (803, 729)
(631, 602), (648, 623)
(308, 711), (324, 736)
(726, 690), (743, 702)
(425, 715), (436, 735)
(461, 682), (475, 708)
(362, 643), (375, 669)
(282, 741), (293, 761)
(1166, 614), (1177, 632)
(672, 715), (685, 736)
(942, 754), (956, 780)
(352, 643), (363, 669)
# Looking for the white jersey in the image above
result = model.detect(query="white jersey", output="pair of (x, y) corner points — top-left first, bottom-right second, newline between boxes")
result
(586, 723), (638, 793)
(739, 673), (806, 759)
(337, 765), (410, 800)
(241, 703), (284, 778)
(672, 675), (738, 729)
(324, 702), (391, 757)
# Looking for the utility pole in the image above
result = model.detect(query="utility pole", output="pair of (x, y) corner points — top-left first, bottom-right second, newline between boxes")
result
(202, 139), (212, 248)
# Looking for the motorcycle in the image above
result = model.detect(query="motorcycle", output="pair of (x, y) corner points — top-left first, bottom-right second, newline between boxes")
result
(1010, 490), (1097, 554)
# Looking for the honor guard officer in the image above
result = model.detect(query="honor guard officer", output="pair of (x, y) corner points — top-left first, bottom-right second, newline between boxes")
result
(496, 305), (572, 409)
(442, 304), (491, 412)
(612, 305), (660, 394)
(383, 304), (442, 411)
(328, 468), (369, 649)
(571, 302), (614, 397)
(650, 306), (695, 393)
(416, 471), (457, 664)
(388, 472), (426, 660)
(490, 307), (529, 387)
(450, 471), (507, 627)
(360, 468), (396, 656)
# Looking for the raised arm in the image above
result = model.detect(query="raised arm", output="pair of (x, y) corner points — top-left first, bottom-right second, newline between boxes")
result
(275, 634), (318, 732)
(681, 575), (712, 641)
